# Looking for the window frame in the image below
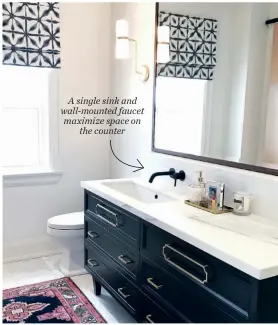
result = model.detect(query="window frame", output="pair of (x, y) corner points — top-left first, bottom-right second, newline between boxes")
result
(2, 66), (62, 186)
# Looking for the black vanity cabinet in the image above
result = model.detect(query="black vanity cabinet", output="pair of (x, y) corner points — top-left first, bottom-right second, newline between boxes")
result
(84, 190), (278, 323)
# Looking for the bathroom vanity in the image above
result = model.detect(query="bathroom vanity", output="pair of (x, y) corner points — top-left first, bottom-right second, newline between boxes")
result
(82, 179), (278, 323)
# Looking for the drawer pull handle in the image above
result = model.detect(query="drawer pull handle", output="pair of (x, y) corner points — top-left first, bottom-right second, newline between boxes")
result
(118, 255), (132, 265)
(117, 287), (131, 299)
(146, 314), (154, 323)
(147, 277), (163, 290)
(88, 259), (99, 267)
(162, 244), (209, 285)
(88, 231), (99, 239)
(95, 204), (121, 227)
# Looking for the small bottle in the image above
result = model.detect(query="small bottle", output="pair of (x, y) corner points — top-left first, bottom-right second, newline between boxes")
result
(211, 195), (216, 210)
(197, 171), (205, 196)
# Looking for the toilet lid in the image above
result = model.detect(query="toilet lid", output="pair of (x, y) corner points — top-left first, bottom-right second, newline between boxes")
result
(47, 212), (84, 230)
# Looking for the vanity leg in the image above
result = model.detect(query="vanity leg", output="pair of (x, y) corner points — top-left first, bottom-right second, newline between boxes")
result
(92, 277), (101, 296)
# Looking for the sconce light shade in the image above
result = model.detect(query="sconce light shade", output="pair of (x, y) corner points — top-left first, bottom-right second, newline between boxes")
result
(115, 39), (130, 59)
(115, 20), (130, 59)
(116, 19), (129, 38)
(157, 26), (170, 63)
(115, 19), (149, 82)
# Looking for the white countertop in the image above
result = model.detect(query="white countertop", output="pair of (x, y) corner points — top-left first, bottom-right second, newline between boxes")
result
(81, 178), (278, 280)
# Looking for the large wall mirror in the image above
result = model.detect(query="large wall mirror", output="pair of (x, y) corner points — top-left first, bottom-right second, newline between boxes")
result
(152, 2), (278, 176)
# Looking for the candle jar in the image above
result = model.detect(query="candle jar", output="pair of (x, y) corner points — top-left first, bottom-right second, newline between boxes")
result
(188, 184), (204, 204)
(233, 192), (251, 216)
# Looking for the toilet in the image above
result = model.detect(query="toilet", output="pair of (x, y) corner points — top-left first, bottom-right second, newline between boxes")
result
(47, 212), (87, 277)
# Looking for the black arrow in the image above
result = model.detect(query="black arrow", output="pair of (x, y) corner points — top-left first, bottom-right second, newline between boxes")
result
(110, 140), (144, 172)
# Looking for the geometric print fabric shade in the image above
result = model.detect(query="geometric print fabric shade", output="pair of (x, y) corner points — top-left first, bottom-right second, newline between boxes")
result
(157, 11), (217, 80)
(3, 2), (60, 68)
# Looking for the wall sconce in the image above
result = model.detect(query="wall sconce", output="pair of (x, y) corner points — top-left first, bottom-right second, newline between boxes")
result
(115, 19), (150, 82)
(157, 25), (170, 63)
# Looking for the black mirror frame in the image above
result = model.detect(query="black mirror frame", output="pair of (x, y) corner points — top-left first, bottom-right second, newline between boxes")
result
(151, 2), (278, 176)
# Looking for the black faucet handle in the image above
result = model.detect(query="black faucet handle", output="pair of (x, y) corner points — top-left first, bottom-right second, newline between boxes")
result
(169, 168), (176, 175)
(170, 169), (186, 187)
(177, 170), (186, 181)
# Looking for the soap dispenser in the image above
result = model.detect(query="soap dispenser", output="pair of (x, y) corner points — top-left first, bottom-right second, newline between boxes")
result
(188, 171), (205, 204)
(197, 171), (205, 195)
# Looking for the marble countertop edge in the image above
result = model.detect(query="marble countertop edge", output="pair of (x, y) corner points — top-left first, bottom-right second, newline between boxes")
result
(81, 179), (278, 280)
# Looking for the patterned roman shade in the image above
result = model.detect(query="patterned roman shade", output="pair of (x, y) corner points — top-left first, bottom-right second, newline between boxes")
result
(2, 2), (60, 68)
(157, 11), (217, 80)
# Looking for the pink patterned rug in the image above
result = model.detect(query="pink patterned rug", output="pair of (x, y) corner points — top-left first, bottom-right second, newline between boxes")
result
(3, 277), (106, 323)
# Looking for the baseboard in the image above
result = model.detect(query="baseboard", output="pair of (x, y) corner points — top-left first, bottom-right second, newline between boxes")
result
(3, 236), (61, 263)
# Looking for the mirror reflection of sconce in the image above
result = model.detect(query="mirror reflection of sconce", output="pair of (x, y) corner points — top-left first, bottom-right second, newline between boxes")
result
(157, 26), (170, 63)
(115, 19), (150, 82)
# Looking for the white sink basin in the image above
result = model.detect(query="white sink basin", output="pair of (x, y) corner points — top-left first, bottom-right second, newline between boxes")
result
(102, 180), (176, 204)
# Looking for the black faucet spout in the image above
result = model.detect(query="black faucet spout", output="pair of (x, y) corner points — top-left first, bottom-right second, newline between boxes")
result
(149, 169), (175, 183)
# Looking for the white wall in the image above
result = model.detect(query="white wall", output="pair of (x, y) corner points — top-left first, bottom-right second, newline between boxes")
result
(110, 2), (278, 220)
(3, 3), (111, 259)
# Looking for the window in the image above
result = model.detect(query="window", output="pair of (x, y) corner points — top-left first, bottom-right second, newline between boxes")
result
(2, 66), (61, 185)
(155, 77), (209, 155)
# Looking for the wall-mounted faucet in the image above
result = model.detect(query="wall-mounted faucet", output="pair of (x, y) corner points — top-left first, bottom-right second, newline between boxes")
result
(149, 168), (186, 187)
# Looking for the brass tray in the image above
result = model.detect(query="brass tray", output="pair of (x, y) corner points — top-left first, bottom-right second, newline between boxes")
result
(184, 200), (233, 214)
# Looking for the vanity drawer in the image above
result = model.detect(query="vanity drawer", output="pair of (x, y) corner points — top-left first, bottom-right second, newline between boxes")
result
(142, 222), (251, 315)
(85, 242), (139, 315)
(85, 190), (140, 248)
(141, 256), (246, 323)
(85, 215), (139, 280)
(138, 293), (177, 323)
